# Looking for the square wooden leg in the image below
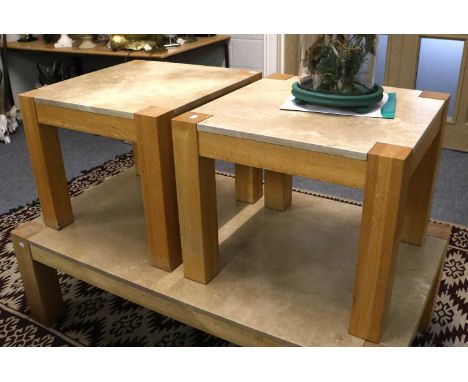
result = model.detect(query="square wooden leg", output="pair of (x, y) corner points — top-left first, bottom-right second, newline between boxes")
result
(402, 96), (448, 245)
(11, 222), (65, 326)
(235, 164), (263, 203)
(264, 170), (292, 211)
(172, 112), (219, 284)
(401, 130), (443, 245)
(349, 143), (412, 343)
(20, 94), (73, 230)
(135, 107), (182, 272)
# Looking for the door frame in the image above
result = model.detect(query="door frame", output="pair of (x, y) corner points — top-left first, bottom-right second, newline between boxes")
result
(386, 34), (468, 151)
(263, 34), (283, 76)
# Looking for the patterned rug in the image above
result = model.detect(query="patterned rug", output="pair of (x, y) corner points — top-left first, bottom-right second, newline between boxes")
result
(0, 152), (467, 346)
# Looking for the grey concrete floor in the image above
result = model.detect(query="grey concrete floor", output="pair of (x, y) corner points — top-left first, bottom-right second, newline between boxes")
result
(1, 125), (468, 226)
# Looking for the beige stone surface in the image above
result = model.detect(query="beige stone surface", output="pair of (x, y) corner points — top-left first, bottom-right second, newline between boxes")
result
(30, 60), (260, 119)
(26, 169), (445, 346)
(194, 77), (445, 160)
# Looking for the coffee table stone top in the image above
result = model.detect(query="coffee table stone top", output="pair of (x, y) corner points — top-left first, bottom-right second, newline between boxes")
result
(194, 77), (445, 160)
(30, 60), (260, 119)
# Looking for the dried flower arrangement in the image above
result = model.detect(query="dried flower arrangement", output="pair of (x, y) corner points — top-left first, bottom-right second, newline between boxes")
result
(300, 34), (377, 95)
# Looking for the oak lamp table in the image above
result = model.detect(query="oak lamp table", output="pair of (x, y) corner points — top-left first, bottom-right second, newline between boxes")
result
(20, 60), (261, 272)
(172, 73), (449, 343)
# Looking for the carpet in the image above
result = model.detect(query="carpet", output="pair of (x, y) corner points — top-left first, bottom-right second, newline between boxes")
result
(0, 152), (467, 346)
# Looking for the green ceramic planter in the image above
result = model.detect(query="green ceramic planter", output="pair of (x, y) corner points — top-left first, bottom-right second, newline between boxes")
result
(291, 81), (384, 109)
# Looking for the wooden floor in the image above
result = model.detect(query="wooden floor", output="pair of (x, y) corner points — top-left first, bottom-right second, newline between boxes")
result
(19, 168), (447, 346)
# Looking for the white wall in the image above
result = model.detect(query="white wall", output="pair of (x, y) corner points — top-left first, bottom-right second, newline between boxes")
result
(229, 34), (264, 73)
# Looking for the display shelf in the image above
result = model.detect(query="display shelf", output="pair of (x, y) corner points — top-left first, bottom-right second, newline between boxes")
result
(12, 168), (448, 346)
(5, 35), (230, 60)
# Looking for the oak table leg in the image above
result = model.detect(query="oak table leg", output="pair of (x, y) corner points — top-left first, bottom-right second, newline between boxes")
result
(20, 94), (73, 230)
(11, 222), (64, 326)
(349, 143), (412, 343)
(172, 112), (219, 284)
(401, 130), (443, 245)
(264, 170), (292, 211)
(261, 73), (295, 212)
(402, 94), (449, 245)
(235, 164), (263, 203)
(134, 107), (182, 271)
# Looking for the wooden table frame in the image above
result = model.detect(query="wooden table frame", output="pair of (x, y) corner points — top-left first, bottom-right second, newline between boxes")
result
(172, 74), (449, 343)
(19, 69), (261, 273)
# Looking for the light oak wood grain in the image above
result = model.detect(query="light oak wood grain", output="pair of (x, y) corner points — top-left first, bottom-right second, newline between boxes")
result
(172, 112), (219, 284)
(402, 92), (450, 245)
(198, 131), (367, 189)
(349, 143), (412, 343)
(427, 222), (453, 240)
(235, 164), (263, 204)
(266, 73), (295, 80)
(262, 72), (295, 210)
(36, 103), (136, 142)
(264, 170), (292, 211)
(20, 94), (73, 229)
(11, 222), (64, 326)
(134, 107), (181, 271)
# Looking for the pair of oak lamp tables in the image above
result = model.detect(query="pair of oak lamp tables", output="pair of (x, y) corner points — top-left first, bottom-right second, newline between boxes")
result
(13, 60), (449, 346)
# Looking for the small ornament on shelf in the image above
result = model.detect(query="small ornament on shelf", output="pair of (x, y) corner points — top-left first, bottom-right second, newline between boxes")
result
(164, 34), (180, 48)
(79, 34), (97, 49)
(109, 34), (166, 52)
(54, 34), (73, 48)
(17, 34), (38, 43)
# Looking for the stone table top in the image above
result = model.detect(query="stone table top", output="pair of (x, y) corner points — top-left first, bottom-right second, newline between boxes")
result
(29, 60), (260, 119)
(194, 77), (445, 160)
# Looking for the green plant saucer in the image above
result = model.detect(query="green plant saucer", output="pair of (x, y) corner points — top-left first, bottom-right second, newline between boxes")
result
(291, 82), (384, 110)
